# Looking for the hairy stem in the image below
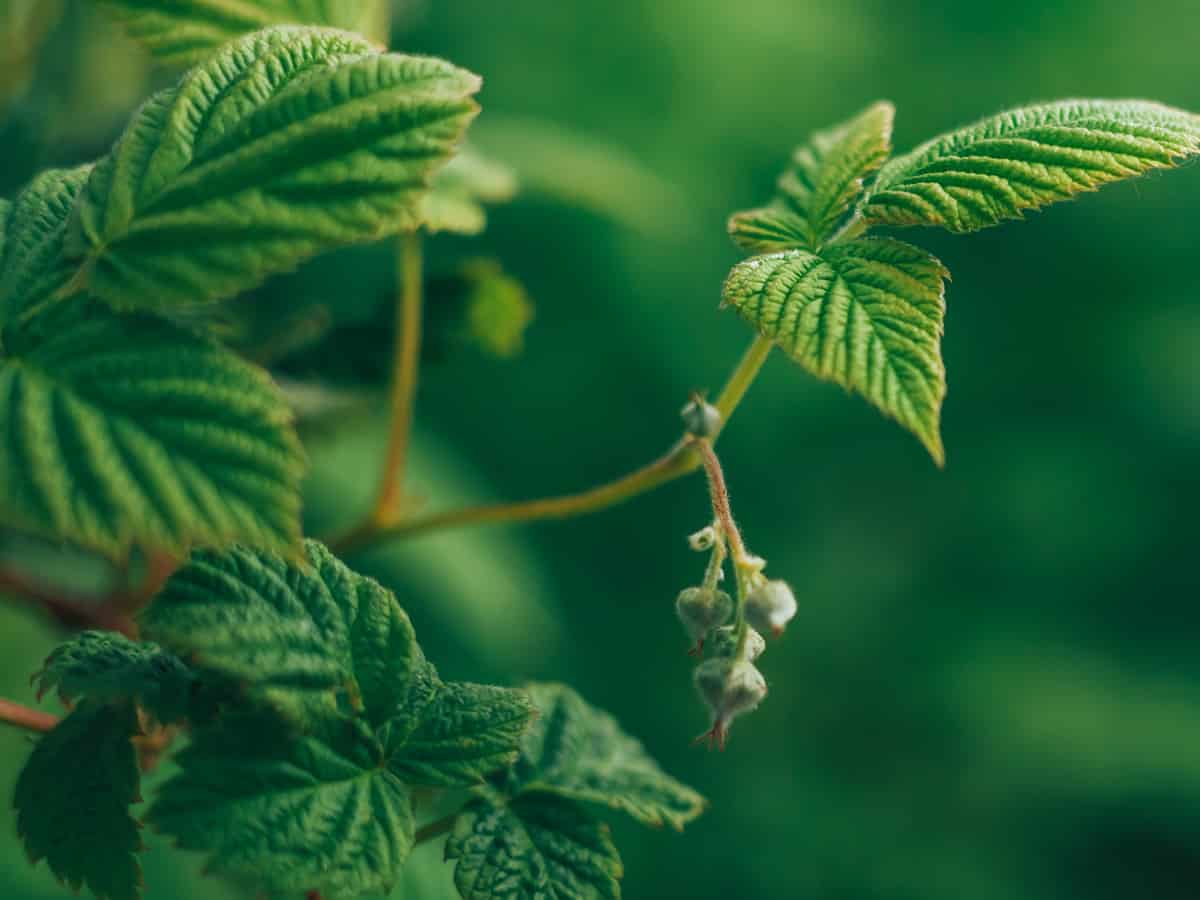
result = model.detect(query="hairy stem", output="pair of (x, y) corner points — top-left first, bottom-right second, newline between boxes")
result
(0, 698), (57, 733)
(329, 334), (774, 554)
(414, 813), (458, 845)
(0, 567), (136, 636)
(374, 230), (425, 523)
(693, 439), (749, 563)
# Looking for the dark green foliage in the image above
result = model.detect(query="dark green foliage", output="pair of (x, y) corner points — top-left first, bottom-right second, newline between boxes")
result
(14, 702), (143, 900)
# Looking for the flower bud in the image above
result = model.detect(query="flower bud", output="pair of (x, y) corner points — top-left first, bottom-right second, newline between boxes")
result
(680, 396), (721, 439)
(706, 624), (765, 662)
(687, 525), (718, 552)
(744, 579), (797, 637)
(676, 587), (732, 655)
(692, 657), (767, 750)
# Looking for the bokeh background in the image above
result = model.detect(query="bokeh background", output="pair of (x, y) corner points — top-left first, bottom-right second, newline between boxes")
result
(3, 1), (1200, 898)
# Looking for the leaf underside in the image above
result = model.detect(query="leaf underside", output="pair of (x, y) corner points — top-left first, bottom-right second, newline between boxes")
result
(723, 237), (948, 463)
(14, 702), (143, 900)
(66, 26), (481, 310)
(447, 791), (622, 900)
(864, 99), (1200, 232)
(0, 299), (305, 557)
(97, 0), (388, 64)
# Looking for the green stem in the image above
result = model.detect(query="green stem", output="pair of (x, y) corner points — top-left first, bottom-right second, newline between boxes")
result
(328, 334), (774, 554)
(375, 231), (424, 523)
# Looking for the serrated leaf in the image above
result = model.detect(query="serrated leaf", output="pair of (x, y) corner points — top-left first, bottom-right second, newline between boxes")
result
(446, 791), (622, 900)
(141, 539), (432, 727)
(509, 683), (705, 831)
(0, 299), (305, 557)
(151, 709), (413, 898)
(385, 681), (535, 787)
(863, 99), (1200, 233)
(730, 101), (894, 251)
(722, 237), (948, 464)
(422, 147), (518, 235)
(66, 26), (480, 310)
(14, 701), (143, 900)
(34, 630), (195, 723)
(0, 165), (92, 323)
(97, 0), (389, 64)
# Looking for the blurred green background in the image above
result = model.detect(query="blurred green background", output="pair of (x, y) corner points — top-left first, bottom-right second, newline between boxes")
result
(4, 1), (1200, 898)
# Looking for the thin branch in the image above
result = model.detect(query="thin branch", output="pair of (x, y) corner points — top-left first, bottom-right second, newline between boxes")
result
(692, 438), (750, 564)
(328, 334), (774, 554)
(414, 812), (458, 845)
(0, 568), (136, 636)
(374, 230), (425, 523)
(0, 698), (58, 733)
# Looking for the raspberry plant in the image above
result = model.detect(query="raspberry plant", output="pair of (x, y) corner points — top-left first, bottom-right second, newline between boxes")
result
(2, 3), (1200, 899)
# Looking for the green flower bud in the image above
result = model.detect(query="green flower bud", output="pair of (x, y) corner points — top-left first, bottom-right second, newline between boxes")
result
(693, 657), (767, 750)
(680, 396), (721, 439)
(744, 579), (797, 637)
(676, 586), (732, 655)
(706, 624), (765, 662)
(687, 525), (718, 552)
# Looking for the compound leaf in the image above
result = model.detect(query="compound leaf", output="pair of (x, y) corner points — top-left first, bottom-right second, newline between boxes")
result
(722, 237), (948, 464)
(385, 681), (535, 788)
(97, 0), (389, 64)
(509, 683), (706, 831)
(141, 539), (432, 728)
(66, 26), (480, 310)
(864, 99), (1200, 232)
(421, 147), (517, 235)
(0, 165), (91, 323)
(34, 631), (195, 724)
(729, 101), (893, 251)
(446, 790), (622, 900)
(150, 709), (414, 898)
(14, 701), (144, 900)
(0, 299), (305, 557)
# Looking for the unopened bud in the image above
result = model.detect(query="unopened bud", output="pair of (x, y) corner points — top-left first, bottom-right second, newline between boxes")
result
(693, 657), (767, 750)
(744, 579), (797, 637)
(681, 396), (721, 439)
(687, 525), (717, 552)
(706, 624), (765, 662)
(676, 587), (732, 654)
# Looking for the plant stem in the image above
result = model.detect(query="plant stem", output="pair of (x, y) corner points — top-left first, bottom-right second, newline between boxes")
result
(0, 567), (137, 636)
(0, 698), (57, 733)
(414, 813), (458, 845)
(329, 334), (774, 554)
(692, 439), (749, 564)
(373, 230), (424, 523)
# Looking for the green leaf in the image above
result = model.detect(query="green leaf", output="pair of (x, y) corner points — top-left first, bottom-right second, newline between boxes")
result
(730, 101), (894, 251)
(34, 630), (195, 723)
(66, 26), (481, 310)
(14, 701), (144, 900)
(422, 147), (518, 235)
(0, 299), (305, 557)
(446, 790), (622, 900)
(0, 165), (92, 323)
(722, 237), (948, 464)
(141, 539), (432, 727)
(863, 99), (1200, 233)
(385, 681), (535, 787)
(426, 259), (535, 360)
(150, 709), (414, 898)
(509, 683), (706, 830)
(97, 0), (390, 64)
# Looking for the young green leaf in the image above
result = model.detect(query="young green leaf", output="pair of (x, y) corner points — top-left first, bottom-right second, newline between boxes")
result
(0, 299), (305, 557)
(863, 99), (1200, 232)
(151, 709), (414, 898)
(141, 539), (432, 728)
(14, 701), (144, 900)
(508, 683), (706, 830)
(722, 237), (948, 464)
(422, 147), (518, 235)
(66, 26), (481, 310)
(97, 0), (390, 64)
(34, 631), (195, 724)
(729, 101), (893, 251)
(446, 790), (622, 900)
(385, 681), (535, 787)
(0, 165), (91, 323)
(426, 259), (535, 360)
